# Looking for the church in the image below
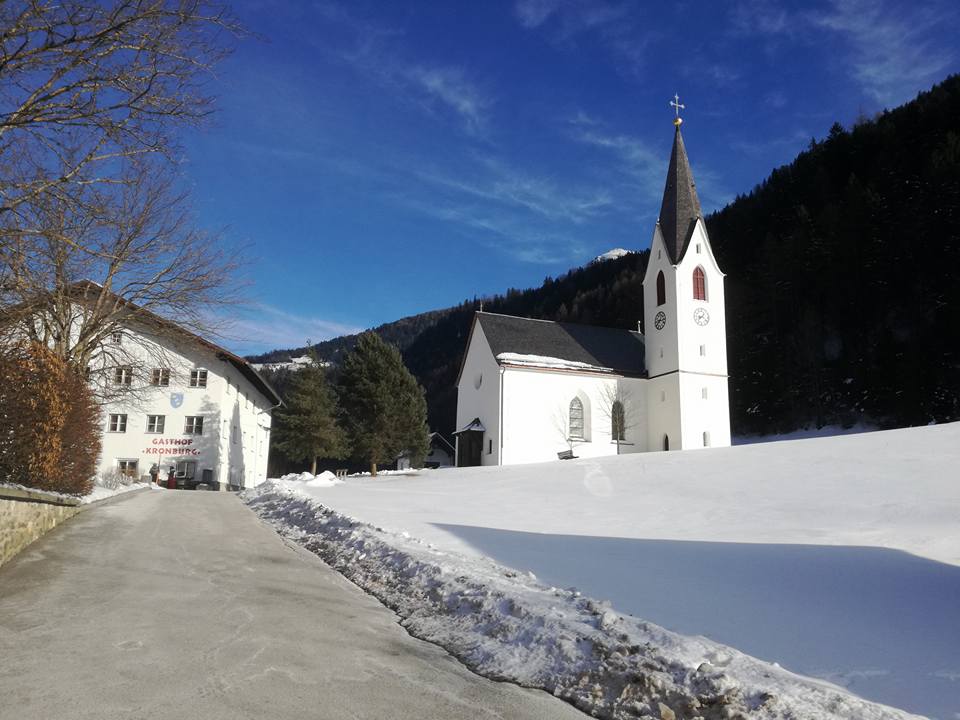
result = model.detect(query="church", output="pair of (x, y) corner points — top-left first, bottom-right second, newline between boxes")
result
(454, 111), (731, 466)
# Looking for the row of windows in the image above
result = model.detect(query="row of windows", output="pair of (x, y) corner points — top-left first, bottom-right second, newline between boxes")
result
(655, 267), (708, 306)
(115, 459), (197, 478)
(110, 367), (208, 388)
(568, 398), (626, 442)
(108, 414), (204, 435)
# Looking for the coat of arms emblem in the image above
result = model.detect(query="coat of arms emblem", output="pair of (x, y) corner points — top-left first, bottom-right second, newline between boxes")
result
(170, 392), (184, 408)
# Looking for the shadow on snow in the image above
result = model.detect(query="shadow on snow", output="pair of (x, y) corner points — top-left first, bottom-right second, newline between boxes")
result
(432, 524), (960, 719)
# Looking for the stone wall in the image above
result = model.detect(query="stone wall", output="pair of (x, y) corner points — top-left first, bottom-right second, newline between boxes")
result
(0, 487), (82, 568)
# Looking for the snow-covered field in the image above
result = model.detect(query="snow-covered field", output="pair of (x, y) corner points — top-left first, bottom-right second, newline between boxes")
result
(245, 423), (960, 719)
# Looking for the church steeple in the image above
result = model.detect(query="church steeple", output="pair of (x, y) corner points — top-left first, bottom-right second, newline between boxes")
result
(657, 122), (704, 264)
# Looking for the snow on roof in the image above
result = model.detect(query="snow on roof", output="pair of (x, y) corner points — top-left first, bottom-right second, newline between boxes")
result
(454, 418), (486, 434)
(496, 352), (616, 373)
(476, 312), (645, 377)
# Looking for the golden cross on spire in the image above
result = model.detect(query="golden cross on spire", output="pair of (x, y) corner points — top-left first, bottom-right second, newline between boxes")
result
(669, 93), (685, 126)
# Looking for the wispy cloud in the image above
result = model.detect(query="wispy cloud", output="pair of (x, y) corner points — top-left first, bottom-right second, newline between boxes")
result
(513, 0), (655, 74)
(223, 304), (363, 355)
(809, 0), (956, 105)
(311, 4), (494, 135)
(567, 117), (665, 199)
(402, 66), (492, 135)
(730, 0), (957, 106)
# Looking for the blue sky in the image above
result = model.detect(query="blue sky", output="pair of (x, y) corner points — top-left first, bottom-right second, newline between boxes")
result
(183, 0), (960, 355)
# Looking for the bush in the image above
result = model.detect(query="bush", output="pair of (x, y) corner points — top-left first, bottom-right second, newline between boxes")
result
(0, 343), (100, 495)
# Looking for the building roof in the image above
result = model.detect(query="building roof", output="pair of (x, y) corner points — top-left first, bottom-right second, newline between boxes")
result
(69, 281), (282, 406)
(658, 125), (706, 264)
(475, 312), (646, 377)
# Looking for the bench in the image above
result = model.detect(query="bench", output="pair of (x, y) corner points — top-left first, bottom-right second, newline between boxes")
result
(557, 449), (577, 460)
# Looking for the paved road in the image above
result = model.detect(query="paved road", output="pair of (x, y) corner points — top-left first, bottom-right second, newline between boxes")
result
(0, 490), (586, 720)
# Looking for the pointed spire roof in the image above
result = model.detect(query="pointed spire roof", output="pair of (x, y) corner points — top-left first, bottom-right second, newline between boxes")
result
(657, 124), (704, 263)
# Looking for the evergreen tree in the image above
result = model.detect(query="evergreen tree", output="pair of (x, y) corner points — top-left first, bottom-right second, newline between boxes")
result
(338, 332), (429, 476)
(272, 360), (347, 474)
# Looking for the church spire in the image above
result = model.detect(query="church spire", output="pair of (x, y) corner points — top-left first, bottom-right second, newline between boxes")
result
(657, 99), (703, 263)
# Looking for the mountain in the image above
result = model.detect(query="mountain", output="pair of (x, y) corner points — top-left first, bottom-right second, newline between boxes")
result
(592, 248), (631, 263)
(252, 74), (960, 438)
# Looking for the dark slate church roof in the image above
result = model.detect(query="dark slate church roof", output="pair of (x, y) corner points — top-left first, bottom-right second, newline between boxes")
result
(476, 312), (646, 376)
(658, 124), (707, 264)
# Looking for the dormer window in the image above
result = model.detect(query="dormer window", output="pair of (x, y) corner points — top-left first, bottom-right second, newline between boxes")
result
(656, 271), (666, 306)
(693, 266), (706, 301)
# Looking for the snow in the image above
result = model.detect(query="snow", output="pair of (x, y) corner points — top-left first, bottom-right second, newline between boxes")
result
(81, 481), (151, 504)
(244, 422), (960, 719)
(0, 479), (149, 504)
(593, 248), (632, 263)
(496, 352), (616, 372)
(277, 470), (342, 488)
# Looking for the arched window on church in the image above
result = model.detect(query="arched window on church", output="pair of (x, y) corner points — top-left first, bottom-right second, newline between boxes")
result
(656, 271), (665, 306)
(693, 266), (707, 301)
(569, 397), (584, 439)
(611, 401), (625, 442)
(662, 434), (670, 451)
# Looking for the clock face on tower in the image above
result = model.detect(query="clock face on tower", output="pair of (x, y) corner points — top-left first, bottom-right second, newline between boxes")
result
(693, 307), (710, 326)
(654, 311), (666, 330)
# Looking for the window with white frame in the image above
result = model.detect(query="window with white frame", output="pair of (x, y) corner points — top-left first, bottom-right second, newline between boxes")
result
(152, 368), (170, 386)
(111, 330), (123, 344)
(703, 431), (710, 447)
(189, 368), (208, 388)
(175, 460), (196, 479)
(702, 387), (708, 399)
(147, 415), (165, 433)
(117, 459), (138, 477)
(568, 397), (584, 439)
(113, 366), (133, 386)
(699, 344), (706, 357)
(184, 416), (204, 435)
(108, 414), (127, 432)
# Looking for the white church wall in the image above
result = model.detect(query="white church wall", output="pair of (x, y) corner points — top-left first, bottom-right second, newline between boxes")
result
(678, 372), (732, 449)
(646, 374), (682, 451)
(675, 220), (728, 378)
(500, 368), (648, 465)
(642, 228), (680, 378)
(455, 322), (502, 465)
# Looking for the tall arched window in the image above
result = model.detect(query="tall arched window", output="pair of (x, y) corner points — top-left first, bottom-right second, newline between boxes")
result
(656, 271), (666, 306)
(693, 266), (707, 301)
(611, 400), (625, 441)
(569, 397), (584, 439)
(662, 434), (670, 451)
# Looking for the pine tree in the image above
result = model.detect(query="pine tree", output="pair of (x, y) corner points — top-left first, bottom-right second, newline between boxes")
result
(272, 360), (347, 474)
(338, 332), (429, 476)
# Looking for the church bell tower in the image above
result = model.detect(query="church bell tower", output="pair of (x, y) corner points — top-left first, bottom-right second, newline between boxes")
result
(642, 98), (731, 450)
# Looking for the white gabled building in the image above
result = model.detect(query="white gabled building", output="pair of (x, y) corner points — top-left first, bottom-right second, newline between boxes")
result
(454, 117), (731, 466)
(77, 284), (281, 489)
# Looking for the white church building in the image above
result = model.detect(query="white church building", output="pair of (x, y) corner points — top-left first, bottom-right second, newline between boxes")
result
(454, 117), (731, 466)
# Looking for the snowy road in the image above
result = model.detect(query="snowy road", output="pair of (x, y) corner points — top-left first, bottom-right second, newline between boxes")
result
(0, 490), (587, 720)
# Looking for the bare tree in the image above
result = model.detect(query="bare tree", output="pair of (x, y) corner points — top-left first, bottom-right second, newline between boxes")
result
(0, 156), (244, 389)
(0, 1), (241, 218)
(0, 2), (246, 379)
(598, 382), (638, 454)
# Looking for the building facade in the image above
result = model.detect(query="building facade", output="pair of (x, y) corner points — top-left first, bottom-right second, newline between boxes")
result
(455, 118), (731, 466)
(83, 292), (280, 489)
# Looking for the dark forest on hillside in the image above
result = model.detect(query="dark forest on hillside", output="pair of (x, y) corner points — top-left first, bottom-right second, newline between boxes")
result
(252, 75), (960, 439)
